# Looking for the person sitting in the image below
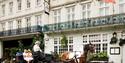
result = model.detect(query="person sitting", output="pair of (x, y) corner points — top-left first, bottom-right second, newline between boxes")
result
(32, 41), (44, 63)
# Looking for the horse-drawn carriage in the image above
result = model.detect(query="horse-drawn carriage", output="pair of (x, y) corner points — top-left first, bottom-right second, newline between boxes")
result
(59, 43), (95, 63)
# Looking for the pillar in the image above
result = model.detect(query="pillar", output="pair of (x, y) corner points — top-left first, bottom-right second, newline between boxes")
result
(122, 45), (125, 63)
(0, 41), (3, 59)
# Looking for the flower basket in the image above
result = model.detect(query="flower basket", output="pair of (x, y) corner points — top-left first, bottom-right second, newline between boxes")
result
(90, 52), (109, 61)
(119, 39), (125, 46)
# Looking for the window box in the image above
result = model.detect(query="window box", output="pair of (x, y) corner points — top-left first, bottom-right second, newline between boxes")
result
(89, 52), (109, 61)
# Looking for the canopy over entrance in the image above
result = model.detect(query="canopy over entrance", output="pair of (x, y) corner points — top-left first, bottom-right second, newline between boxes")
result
(3, 38), (33, 48)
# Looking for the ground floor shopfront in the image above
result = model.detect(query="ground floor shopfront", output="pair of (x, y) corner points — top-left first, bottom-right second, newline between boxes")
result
(44, 26), (125, 63)
(0, 27), (125, 63)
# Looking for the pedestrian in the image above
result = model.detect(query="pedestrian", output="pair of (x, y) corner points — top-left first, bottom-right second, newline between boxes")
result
(16, 49), (24, 63)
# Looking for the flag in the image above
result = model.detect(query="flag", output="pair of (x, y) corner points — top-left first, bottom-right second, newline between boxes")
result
(102, 0), (116, 4)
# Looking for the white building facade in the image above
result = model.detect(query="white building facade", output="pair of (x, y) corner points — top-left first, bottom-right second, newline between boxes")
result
(44, 0), (125, 63)
(0, 0), (125, 63)
(0, 0), (49, 59)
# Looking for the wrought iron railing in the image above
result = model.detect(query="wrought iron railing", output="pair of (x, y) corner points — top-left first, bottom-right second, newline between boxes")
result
(1, 13), (125, 37)
(43, 13), (125, 32)
(0, 25), (42, 37)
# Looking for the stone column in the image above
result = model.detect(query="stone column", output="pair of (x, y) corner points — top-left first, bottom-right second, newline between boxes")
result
(0, 41), (3, 59)
(122, 45), (125, 63)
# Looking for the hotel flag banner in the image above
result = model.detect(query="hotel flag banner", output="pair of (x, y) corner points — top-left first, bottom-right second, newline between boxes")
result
(97, 0), (116, 4)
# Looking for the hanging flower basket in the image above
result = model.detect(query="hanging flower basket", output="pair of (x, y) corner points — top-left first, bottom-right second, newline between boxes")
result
(110, 32), (118, 44)
(119, 39), (125, 46)
(110, 37), (118, 44)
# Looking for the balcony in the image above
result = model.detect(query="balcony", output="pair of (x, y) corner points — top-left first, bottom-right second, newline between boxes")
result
(1, 13), (125, 37)
(0, 25), (42, 37)
(43, 13), (125, 32)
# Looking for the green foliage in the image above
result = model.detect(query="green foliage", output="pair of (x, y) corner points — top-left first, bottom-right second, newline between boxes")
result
(10, 48), (18, 57)
(119, 39), (125, 46)
(90, 52), (109, 61)
(61, 34), (68, 47)
(18, 40), (24, 52)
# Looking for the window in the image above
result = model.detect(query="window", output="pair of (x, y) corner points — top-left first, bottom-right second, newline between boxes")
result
(2, 4), (5, 16)
(54, 38), (58, 44)
(54, 37), (73, 54)
(69, 37), (73, 44)
(82, 3), (91, 19)
(119, 4), (125, 13)
(8, 21), (13, 30)
(17, 19), (21, 28)
(35, 15), (42, 26)
(26, 17), (31, 32)
(17, 0), (21, 10)
(1, 22), (5, 31)
(8, 21), (13, 35)
(99, 2), (109, 16)
(83, 34), (108, 53)
(27, 0), (30, 8)
(94, 44), (101, 53)
(119, 0), (125, 13)
(36, 0), (41, 6)
(9, 2), (13, 14)
(1, 22), (6, 35)
(26, 17), (31, 27)
(66, 6), (75, 21)
(68, 37), (73, 52)
(53, 9), (61, 23)
(103, 43), (107, 52)
(83, 35), (87, 43)
(89, 34), (101, 43)
(17, 19), (22, 33)
(102, 34), (108, 42)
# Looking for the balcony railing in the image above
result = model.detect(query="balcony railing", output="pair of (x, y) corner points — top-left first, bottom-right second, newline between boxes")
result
(1, 13), (125, 37)
(0, 25), (42, 37)
(43, 13), (125, 32)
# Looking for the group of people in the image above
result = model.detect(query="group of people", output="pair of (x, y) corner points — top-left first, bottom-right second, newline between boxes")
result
(22, 49), (33, 63)
(16, 41), (43, 63)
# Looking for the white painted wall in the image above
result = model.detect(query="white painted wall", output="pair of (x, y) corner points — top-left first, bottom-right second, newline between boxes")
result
(44, 31), (123, 63)
(108, 32), (122, 63)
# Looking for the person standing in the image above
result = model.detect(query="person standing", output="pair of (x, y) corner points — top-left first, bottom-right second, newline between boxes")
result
(16, 49), (24, 63)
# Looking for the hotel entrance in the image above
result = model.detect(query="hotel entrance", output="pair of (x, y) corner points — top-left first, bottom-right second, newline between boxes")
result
(2, 38), (33, 63)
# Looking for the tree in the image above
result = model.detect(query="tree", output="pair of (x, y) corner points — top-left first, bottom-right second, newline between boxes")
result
(61, 34), (68, 47)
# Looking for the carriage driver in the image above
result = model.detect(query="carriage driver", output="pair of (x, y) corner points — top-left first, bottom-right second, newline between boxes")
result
(33, 41), (42, 53)
(32, 41), (44, 63)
